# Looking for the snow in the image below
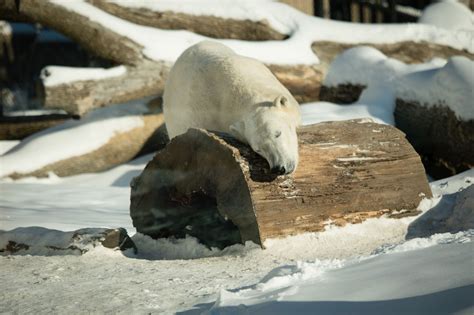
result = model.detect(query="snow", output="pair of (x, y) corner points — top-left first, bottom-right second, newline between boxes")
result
(41, 65), (127, 86)
(3, 109), (67, 117)
(324, 47), (474, 121)
(0, 141), (19, 155)
(53, 0), (474, 66)
(0, 100), (148, 178)
(210, 234), (474, 314)
(419, 0), (474, 32)
(1, 144), (473, 314)
(301, 84), (396, 126)
(109, 0), (292, 35)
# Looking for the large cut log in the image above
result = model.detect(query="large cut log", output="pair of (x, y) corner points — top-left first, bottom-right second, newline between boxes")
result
(89, 0), (288, 41)
(130, 120), (431, 248)
(395, 100), (474, 178)
(0, 114), (72, 140)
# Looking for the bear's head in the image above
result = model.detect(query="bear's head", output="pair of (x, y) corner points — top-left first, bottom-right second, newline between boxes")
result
(230, 95), (301, 175)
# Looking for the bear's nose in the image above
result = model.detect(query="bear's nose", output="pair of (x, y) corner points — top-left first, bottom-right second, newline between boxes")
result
(271, 166), (286, 175)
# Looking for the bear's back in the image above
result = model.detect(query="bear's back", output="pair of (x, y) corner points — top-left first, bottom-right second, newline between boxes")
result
(163, 41), (296, 138)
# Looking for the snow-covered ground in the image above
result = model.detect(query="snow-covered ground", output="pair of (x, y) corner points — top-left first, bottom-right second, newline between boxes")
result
(1, 1), (473, 314)
(1, 108), (473, 313)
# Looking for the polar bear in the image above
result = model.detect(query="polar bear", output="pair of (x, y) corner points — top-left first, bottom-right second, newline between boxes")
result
(163, 41), (301, 174)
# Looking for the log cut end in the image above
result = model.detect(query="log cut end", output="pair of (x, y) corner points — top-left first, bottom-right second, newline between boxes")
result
(130, 120), (431, 248)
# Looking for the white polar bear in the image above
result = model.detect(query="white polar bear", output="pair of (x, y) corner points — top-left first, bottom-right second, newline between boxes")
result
(163, 41), (301, 174)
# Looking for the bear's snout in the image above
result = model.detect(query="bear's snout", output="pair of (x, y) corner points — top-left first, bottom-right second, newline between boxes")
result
(271, 161), (296, 175)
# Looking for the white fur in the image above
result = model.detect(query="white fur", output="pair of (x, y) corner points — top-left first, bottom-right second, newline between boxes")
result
(163, 41), (301, 174)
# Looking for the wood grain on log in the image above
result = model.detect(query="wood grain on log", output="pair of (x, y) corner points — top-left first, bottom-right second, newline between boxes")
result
(89, 0), (288, 41)
(0, 114), (72, 140)
(130, 120), (431, 248)
(8, 114), (168, 179)
(40, 62), (170, 116)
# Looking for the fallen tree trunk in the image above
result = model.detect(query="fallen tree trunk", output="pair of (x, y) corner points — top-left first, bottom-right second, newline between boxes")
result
(6, 113), (168, 179)
(40, 62), (170, 116)
(89, 0), (288, 41)
(0, 114), (72, 140)
(130, 120), (431, 248)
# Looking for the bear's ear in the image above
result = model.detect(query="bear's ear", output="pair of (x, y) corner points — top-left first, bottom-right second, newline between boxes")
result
(229, 120), (246, 142)
(273, 95), (289, 108)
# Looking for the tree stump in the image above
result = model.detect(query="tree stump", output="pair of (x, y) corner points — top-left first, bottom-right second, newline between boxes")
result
(130, 120), (431, 248)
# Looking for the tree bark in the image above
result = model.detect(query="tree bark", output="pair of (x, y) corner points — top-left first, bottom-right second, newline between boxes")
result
(89, 0), (288, 41)
(130, 120), (431, 248)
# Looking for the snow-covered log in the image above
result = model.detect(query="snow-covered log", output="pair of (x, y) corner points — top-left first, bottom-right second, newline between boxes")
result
(0, 227), (136, 256)
(40, 62), (170, 116)
(130, 120), (431, 248)
(89, 0), (288, 41)
(320, 48), (474, 178)
(2, 111), (168, 179)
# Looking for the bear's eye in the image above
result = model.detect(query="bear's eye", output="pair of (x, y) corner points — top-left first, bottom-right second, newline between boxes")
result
(275, 131), (282, 138)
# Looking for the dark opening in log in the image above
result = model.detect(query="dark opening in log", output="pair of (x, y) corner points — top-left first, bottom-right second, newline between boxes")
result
(130, 120), (431, 248)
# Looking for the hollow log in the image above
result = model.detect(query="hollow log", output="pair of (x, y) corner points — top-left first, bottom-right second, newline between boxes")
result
(0, 114), (72, 140)
(89, 0), (288, 41)
(130, 120), (431, 248)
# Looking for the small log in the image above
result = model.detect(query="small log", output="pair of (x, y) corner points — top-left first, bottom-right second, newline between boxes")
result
(40, 62), (170, 116)
(89, 0), (288, 41)
(130, 120), (431, 248)
(0, 114), (72, 140)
